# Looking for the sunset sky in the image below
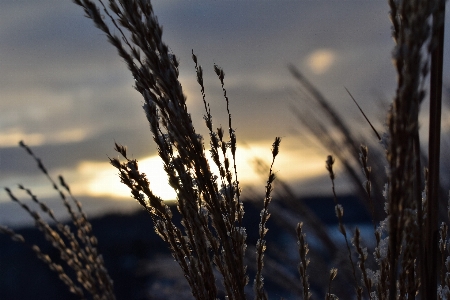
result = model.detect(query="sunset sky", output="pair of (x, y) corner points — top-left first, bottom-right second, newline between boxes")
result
(1, 1), (449, 225)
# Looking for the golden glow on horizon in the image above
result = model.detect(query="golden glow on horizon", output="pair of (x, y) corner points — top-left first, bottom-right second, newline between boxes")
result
(75, 157), (178, 200)
(306, 49), (336, 75)
(72, 139), (326, 200)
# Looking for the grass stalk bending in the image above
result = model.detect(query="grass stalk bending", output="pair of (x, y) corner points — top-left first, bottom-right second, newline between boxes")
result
(0, 0), (448, 299)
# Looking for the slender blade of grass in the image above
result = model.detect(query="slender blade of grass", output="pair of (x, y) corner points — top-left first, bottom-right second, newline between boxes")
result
(424, 2), (446, 299)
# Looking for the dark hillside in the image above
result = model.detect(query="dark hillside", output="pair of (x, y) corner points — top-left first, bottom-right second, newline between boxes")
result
(0, 195), (369, 300)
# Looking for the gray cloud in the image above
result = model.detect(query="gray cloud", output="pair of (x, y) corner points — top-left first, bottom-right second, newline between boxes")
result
(1, 0), (447, 203)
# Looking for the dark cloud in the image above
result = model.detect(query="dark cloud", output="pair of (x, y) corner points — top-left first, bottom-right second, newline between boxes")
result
(1, 0), (448, 205)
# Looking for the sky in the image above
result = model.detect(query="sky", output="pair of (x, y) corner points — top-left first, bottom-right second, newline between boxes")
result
(1, 1), (449, 226)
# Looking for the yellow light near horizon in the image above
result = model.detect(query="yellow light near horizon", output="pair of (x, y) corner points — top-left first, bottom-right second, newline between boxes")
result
(73, 138), (326, 201)
(75, 157), (177, 200)
(234, 140), (326, 183)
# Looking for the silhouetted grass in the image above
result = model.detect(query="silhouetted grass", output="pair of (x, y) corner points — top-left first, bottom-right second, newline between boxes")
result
(1, 0), (448, 299)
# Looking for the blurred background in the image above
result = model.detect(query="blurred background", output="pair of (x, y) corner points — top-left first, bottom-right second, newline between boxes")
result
(1, 1), (450, 299)
(0, 1), (406, 223)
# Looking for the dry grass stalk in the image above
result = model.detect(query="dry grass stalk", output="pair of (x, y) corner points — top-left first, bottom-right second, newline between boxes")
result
(353, 228), (373, 300)
(426, 0), (446, 298)
(71, 1), (284, 299)
(1, 0), (449, 299)
(359, 145), (377, 230)
(254, 137), (280, 300)
(289, 66), (388, 221)
(0, 142), (115, 300)
(296, 222), (311, 300)
(325, 268), (339, 300)
(326, 155), (360, 296)
(386, 1), (445, 299)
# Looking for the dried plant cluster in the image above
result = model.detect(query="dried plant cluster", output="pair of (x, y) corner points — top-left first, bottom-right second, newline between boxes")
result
(0, 143), (115, 300)
(0, 0), (449, 299)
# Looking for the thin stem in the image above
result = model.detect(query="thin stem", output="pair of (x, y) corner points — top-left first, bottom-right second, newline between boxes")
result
(425, 2), (446, 299)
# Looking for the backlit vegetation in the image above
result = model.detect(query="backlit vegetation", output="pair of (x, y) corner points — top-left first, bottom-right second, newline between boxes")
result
(0, 0), (448, 299)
